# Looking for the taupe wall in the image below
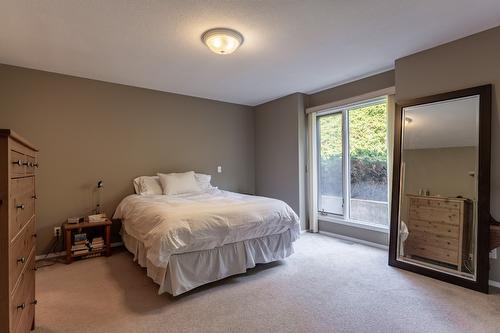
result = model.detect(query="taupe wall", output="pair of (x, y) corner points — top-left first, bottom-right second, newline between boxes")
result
(308, 70), (395, 108)
(395, 25), (500, 281)
(401, 147), (476, 224)
(0, 64), (255, 254)
(254, 93), (307, 229)
(403, 147), (476, 199)
(310, 70), (395, 245)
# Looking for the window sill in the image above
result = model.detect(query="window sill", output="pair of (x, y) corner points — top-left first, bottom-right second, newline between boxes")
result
(318, 215), (389, 233)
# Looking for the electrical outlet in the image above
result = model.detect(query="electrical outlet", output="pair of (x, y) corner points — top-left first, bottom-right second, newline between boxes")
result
(217, 166), (222, 173)
(490, 249), (498, 259)
(54, 226), (61, 237)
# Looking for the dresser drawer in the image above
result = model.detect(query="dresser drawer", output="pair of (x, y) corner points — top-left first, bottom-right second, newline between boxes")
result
(409, 206), (460, 226)
(408, 230), (459, 251)
(407, 218), (459, 239)
(10, 249), (35, 333)
(10, 219), (36, 292)
(14, 300), (35, 333)
(10, 150), (26, 177)
(11, 177), (35, 198)
(409, 197), (461, 210)
(405, 241), (459, 266)
(10, 177), (35, 241)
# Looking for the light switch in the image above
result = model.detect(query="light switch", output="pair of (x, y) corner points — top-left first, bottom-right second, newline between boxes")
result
(217, 166), (222, 173)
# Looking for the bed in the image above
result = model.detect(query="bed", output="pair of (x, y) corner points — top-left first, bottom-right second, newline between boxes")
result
(113, 188), (301, 296)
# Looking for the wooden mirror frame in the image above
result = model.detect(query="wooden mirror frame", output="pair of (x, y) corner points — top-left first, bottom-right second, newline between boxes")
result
(388, 85), (492, 293)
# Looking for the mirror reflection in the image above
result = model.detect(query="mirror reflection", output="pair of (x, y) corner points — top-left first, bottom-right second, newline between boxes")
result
(397, 96), (479, 279)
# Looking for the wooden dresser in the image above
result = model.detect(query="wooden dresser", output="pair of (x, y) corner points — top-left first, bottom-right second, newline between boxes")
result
(404, 195), (472, 271)
(0, 130), (38, 333)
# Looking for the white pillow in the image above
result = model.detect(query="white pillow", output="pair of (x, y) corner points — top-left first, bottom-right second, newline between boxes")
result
(158, 171), (201, 195)
(133, 176), (163, 195)
(194, 173), (212, 191)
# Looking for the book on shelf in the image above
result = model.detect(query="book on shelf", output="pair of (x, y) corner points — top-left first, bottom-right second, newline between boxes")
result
(88, 213), (107, 223)
(74, 233), (87, 242)
(91, 237), (104, 248)
(73, 249), (90, 255)
(72, 240), (89, 250)
(83, 252), (102, 259)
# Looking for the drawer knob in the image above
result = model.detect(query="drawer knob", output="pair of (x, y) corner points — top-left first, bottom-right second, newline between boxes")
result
(32, 233), (37, 238)
(16, 303), (25, 310)
(33, 162), (39, 168)
(22, 161), (29, 166)
(17, 257), (26, 264)
(32, 194), (38, 199)
(31, 300), (38, 305)
(16, 203), (25, 210)
(13, 160), (23, 166)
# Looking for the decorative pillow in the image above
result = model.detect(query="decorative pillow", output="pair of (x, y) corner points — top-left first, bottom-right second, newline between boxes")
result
(195, 173), (212, 191)
(133, 176), (163, 195)
(158, 171), (201, 195)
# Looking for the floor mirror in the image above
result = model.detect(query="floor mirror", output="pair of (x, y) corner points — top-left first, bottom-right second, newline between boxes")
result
(389, 85), (492, 293)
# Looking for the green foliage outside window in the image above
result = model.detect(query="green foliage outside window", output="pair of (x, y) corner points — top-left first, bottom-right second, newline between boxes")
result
(319, 102), (387, 163)
(319, 102), (388, 201)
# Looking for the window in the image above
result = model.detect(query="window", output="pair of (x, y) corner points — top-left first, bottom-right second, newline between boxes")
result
(317, 97), (389, 228)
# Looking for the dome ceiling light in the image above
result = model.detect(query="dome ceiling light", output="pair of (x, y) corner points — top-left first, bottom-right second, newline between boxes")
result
(201, 28), (244, 55)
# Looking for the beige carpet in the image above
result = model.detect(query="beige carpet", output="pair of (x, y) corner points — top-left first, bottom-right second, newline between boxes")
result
(34, 233), (500, 333)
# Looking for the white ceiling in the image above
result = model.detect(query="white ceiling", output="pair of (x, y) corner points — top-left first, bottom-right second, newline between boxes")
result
(404, 96), (479, 150)
(1, 1), (500, 106)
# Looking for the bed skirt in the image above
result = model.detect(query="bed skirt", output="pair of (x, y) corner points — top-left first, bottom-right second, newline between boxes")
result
(122, 228), (295, 296)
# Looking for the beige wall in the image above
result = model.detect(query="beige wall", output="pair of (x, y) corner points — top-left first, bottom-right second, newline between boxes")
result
(395, 25), (500, 281)
(254, 93), (307, 229)
(0, 64), (255, 254)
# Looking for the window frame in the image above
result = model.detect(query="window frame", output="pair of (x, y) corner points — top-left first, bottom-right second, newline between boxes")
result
(316, 109), (345, 217)
(315, 96), (390, 232)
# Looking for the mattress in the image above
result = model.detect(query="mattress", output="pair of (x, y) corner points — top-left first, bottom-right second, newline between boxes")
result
(113, 189), (301, 269)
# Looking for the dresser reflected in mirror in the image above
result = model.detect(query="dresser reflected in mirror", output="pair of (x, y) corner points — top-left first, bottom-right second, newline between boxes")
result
(398, 95), (478, 278)
(389, 85), (492, 293)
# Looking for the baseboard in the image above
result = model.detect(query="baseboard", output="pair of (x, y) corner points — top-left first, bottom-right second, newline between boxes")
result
(35, 242), (124, 261)
(318, 230), (389, 250)
(489, 280), (500, 288)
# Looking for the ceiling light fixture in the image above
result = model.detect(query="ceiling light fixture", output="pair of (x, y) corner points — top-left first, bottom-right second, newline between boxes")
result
(201, 28), (244, 55)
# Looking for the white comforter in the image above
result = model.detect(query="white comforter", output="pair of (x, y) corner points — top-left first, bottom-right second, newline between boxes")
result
(113, 189), (301, 268)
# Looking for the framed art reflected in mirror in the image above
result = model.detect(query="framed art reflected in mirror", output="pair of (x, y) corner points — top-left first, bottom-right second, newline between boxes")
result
(388, 85), (492, 293)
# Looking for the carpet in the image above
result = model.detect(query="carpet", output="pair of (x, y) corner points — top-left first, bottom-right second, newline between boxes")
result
(34, 233), (500, 333)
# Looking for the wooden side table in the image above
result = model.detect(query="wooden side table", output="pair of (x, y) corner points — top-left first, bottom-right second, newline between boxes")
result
(63, 218), (112, 264)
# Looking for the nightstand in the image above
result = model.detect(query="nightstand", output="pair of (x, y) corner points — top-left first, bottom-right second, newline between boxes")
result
(63, 218), (112, 264)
